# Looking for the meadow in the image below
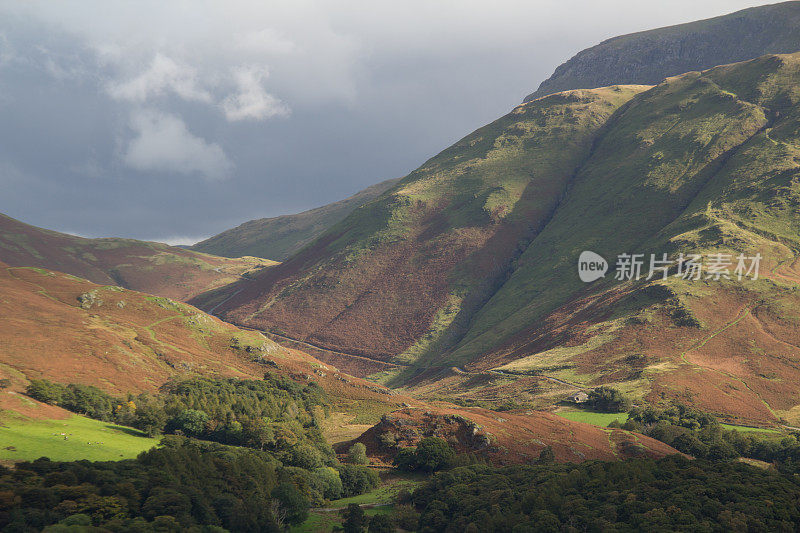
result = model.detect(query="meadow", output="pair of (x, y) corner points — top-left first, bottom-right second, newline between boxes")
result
(0, 414), (159, 462)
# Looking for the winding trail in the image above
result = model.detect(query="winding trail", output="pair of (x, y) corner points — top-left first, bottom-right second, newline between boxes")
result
(207, 288), (243, 315)
(453, 366), (584, 390)
(677, 301), (779, 419)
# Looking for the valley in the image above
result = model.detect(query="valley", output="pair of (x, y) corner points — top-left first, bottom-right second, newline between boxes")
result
(3, 3), (800, 530)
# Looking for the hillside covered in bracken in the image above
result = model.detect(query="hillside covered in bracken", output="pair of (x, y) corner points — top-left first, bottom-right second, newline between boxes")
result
(0, 213), (272, 302)
(6, 3), (800, 531)
(196, 53), (800, 425)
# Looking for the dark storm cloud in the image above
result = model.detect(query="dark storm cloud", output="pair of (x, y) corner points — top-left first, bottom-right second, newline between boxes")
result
(0, 0), (769, 244)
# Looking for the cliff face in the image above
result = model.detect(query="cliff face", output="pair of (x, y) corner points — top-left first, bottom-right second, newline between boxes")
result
(524, 1), (800, 102)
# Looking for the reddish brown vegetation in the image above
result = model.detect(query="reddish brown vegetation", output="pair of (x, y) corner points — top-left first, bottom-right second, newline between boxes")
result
(0, 261), (402, 409)
(0, 213), (268, 301)
(346, 407), (679, 466)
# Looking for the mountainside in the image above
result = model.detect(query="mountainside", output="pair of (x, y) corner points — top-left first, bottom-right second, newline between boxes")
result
(191, 177), (401, 261)
(193, 84), (646, 357)
(194, 53), (800, 424)
(524, 1), (800, 102)
(0, 260), (677, 464)
(0, 213), (273, 301)
(0, 261), (372, 398)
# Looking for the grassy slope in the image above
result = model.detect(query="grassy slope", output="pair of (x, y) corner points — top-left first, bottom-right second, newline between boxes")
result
(191, 177), (401, 261)
(0, 260), (427, 463)
(0, 413), (158, 462)
(453, 58), (775, 360)
(435, 55), (800, 423)
(555, 410), (629, 427)
(203, 85), (648, 363)
(201, 54), (800, 425)
(524, 1), (800, 101)
(0, 212), (274, 301)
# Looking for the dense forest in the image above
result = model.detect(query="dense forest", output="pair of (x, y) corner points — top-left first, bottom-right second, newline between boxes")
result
(0, 437), (341, 531)
(411, 456), (800, 532)
(5, 375), (380, 531)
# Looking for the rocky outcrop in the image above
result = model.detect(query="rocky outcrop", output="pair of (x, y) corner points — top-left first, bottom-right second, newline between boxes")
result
(525, 2), (800, 101)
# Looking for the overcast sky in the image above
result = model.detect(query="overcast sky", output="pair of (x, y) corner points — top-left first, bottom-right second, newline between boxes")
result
(0, 0), (771, 244)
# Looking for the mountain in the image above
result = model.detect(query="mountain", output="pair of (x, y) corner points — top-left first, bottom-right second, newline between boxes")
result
(190, 177), (401, 261)
(524, 1), (800, 102)
(0, 260), (679, 464)
(192, 83), (646, 356)
(0, 213), (274, 301)
(0, 260), (406, 415)
(194, 53), (800, 425)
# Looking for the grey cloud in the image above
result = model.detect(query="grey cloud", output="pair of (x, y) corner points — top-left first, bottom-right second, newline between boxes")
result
(0, 0), (771, 243)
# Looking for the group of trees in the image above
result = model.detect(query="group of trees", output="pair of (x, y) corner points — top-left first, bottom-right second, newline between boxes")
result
(0, 437), (378, 531)
(0, 438), (308, 531)
(619, 404), (800, 469)
(26, 374), (332, 464)
(14, 375), (383, 530)
(587, 386), (631, 412)
(340, 503), (401, 533)
(409, 455), (800, 532)
(394, 437), (457, 473)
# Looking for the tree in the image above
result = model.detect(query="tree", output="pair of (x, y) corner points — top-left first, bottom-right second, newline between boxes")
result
(271, 483), (309, 525)
(26, 379), (64, 404)
(347, 442), (369, 465)
(289, 444), (325, 469)
(342, 503), (366, 533)
(338, 465), (379, 497)
(393, 448), (417, 471)
(414, 437), (455, 472)
(133, 404), (168, 437)
(537, 446), (555, 465)
(588, 387), (631, 412)
(392, 504), (420, 531)
(245, 419), (274, 450)
(169, 409), (209, 437)
(141, 488), (192, 521)
(314, 467), (343, 500)
(367, 513), (393, 533)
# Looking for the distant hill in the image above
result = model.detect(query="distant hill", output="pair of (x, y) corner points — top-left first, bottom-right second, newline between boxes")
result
(524, 1), (800, 102)
(193, 53), (800, 425)
(190, 177), (401, 261)
(0, 260), (403, 405)
(0, 213), (274, 301)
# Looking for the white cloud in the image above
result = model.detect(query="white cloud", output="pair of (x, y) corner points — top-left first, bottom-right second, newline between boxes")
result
(123, 109), (232, 180)
(148, 235), (209, 246)
(235, 28), (296, 55)
(222, 66), (289, 121)
(108, 53), (212, 103)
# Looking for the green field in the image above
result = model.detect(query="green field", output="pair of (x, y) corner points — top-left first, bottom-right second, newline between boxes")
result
(721, 423), (781, 434)
(556, 409), (629, 427)
(292, 475), (420, 533)
(0, 414), (159, 462)
(327, 477), (420, 508)
(554, 410), (783, 435)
